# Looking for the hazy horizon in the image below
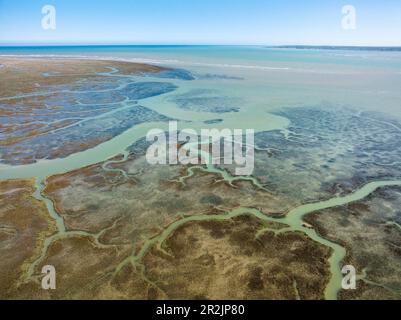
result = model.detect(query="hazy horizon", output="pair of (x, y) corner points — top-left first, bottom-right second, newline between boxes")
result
(1, 44), (401, 49)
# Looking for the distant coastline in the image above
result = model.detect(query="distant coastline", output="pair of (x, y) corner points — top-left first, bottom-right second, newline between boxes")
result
(269, 45), (401, 52)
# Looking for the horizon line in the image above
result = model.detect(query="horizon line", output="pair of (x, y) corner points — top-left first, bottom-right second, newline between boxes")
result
(1, 44), (401, 48)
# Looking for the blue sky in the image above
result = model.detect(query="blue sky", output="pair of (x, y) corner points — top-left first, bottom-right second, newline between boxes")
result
(1, 0), (401, 45)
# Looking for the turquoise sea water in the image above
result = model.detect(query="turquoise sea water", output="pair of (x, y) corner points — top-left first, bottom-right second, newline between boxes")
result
(1, 45), (401, 118)
(1, 45), (401, 177)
